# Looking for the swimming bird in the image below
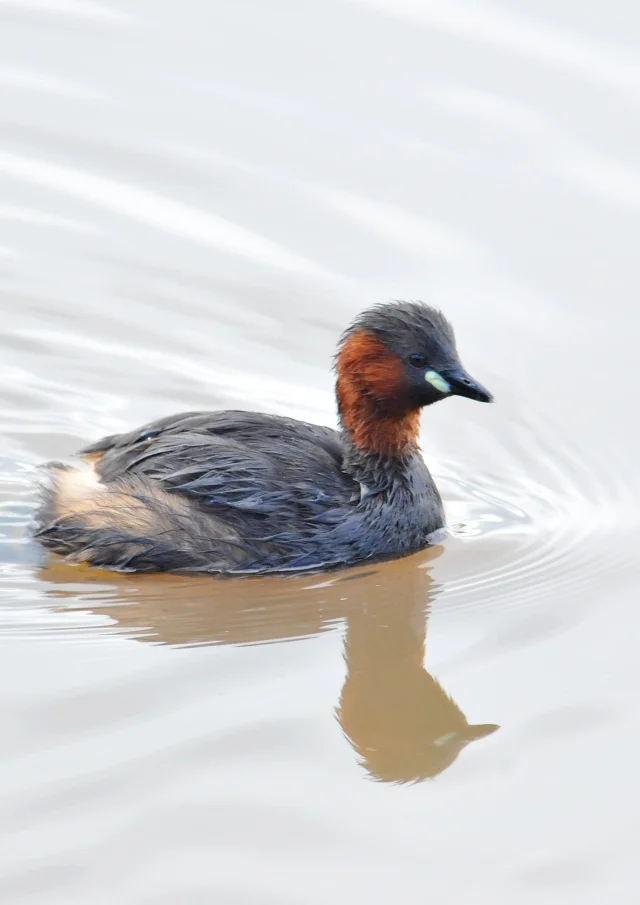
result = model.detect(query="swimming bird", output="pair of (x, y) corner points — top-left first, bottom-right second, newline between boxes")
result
(34, 301), (493, 575)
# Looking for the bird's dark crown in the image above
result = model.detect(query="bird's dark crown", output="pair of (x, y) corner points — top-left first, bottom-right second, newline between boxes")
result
(337, 300), (459, 372)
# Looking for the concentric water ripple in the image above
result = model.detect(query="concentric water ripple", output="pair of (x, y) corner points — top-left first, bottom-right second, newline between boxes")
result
(436, 405), (639, 615)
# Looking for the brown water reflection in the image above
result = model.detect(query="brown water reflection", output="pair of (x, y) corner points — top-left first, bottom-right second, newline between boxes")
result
(42, 547), (498, 784)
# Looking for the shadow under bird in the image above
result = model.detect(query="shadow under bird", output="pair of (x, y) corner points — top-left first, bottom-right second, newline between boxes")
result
(34, 301), (493, 575)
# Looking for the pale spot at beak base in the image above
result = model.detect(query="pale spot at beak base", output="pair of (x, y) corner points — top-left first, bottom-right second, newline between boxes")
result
(425, 370), (451, 393)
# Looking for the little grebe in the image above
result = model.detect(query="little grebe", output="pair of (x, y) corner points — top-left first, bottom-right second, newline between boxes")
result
(34, 301), (493, 574)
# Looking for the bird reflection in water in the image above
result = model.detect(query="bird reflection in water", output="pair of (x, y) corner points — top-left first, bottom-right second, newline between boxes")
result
(42, 545), (498, 784)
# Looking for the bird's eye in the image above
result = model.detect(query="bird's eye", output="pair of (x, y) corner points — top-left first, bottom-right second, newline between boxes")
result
(408, 354), (427, 368)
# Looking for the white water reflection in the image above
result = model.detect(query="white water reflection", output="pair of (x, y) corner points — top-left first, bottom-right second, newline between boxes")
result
(349, 0), (640, 93)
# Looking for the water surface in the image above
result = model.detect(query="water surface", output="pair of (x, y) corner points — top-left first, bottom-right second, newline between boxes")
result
(1, 1), (639, 902)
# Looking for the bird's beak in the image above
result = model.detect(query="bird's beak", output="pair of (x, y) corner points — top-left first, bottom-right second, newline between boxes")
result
(438, 365), (494, 403)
